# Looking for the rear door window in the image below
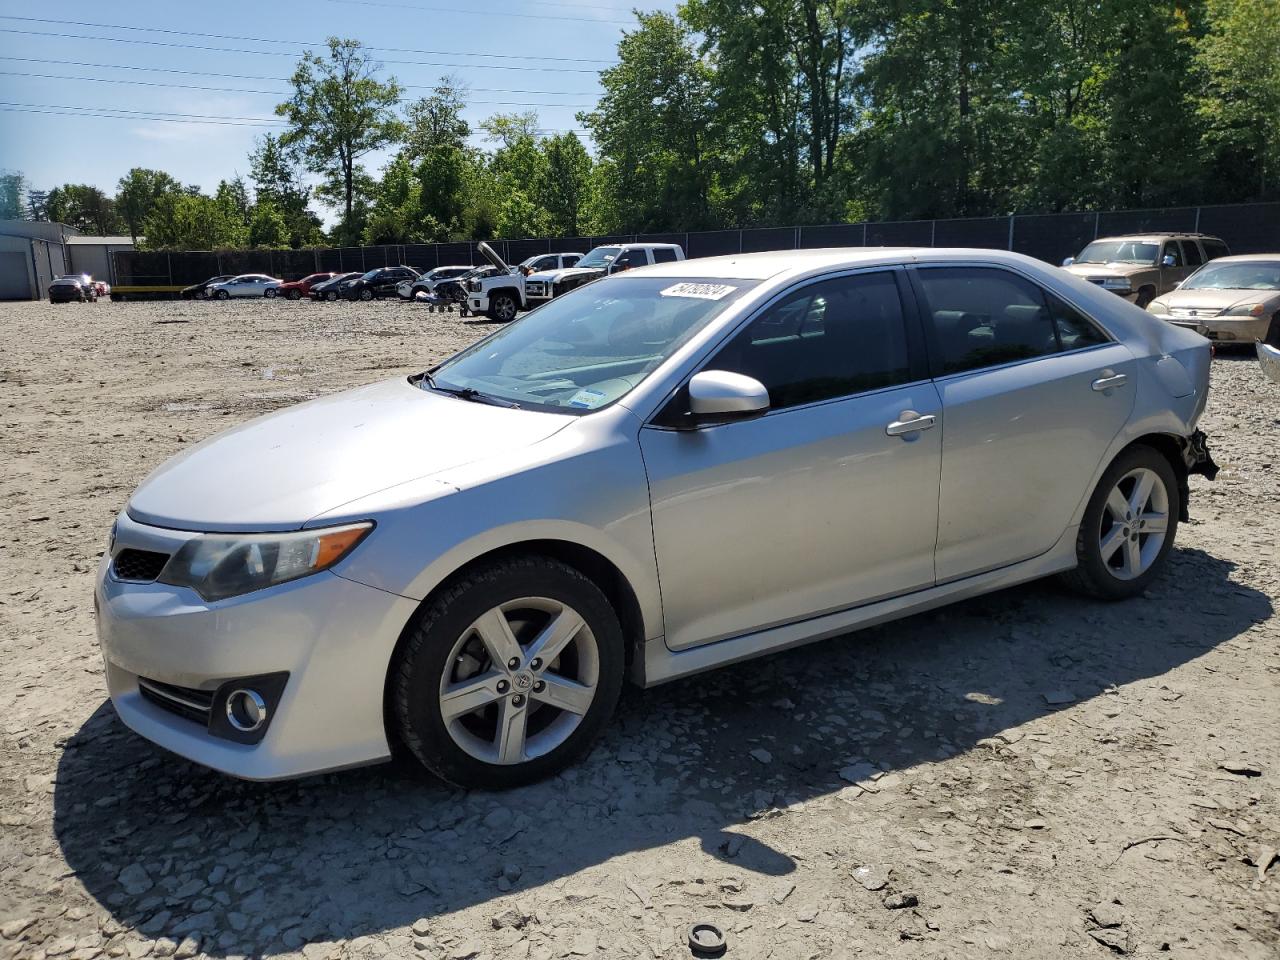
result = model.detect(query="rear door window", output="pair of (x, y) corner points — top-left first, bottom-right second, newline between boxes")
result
(1202, 239), (1230, 260)
(651, 248), (678, 263)
(1181, 241), (1203, 266)
(915, 267), (1062, 375)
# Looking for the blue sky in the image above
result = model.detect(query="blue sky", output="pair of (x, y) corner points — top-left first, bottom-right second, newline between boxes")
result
(0, 0), (679, 217)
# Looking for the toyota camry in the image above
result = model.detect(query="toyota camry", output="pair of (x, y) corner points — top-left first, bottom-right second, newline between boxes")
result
(95, 249), (1217, 788)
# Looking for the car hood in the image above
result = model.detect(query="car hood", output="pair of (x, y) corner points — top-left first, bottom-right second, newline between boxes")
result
(1153, 288), (1280, 312)
(127, 377), (573, 532)
(528, 266), (606, 283)
(1064, 263), (1144, 279)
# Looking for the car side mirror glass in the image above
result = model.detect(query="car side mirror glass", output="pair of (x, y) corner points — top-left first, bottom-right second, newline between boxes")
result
(1061, 257), (1075, 267)
(688, 371), (770, 423)
(1161, 255), (1176, 267)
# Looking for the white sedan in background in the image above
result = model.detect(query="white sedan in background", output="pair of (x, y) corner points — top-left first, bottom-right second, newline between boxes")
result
(208, 274), (282, 299)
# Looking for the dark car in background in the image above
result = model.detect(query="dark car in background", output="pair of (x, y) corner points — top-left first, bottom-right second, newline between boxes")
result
(180, 275), (234, 300)
(309, 272), (362, 301)
(341, 266), (420, 301)
(48, 274), (95, 303)
(397, 265), (473, 300)
(277, 272), (338, 300)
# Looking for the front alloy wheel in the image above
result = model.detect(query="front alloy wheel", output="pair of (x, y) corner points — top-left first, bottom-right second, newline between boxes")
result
(392, 556), (624, 788)
(360, 288), (374, 301)
(489, 293), (518, 322)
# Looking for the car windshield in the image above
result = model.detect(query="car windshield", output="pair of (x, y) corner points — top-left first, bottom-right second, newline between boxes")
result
(576, 246), (621, 269)
(1182, 261), (1280, 291)
(1075, 241), (1159, 264)
(427, 276), (760, 412)
(361, 269), (381, 280)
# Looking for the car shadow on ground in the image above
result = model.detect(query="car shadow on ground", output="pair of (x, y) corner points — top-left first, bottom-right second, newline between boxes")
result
(54, 547), (1270, 956)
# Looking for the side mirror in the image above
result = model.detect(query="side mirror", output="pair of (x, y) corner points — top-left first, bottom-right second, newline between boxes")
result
(688, 371), (770, 422)
(1161, 255), (1176, 267)
(1061, 257), (1075, 267)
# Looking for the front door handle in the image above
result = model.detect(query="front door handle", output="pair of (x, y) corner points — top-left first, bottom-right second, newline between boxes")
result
(1091, 371), (1128, 392)
(886, 411), (937, 438)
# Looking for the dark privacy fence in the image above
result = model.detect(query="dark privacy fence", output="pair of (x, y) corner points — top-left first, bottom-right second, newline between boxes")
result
(111, 201), (1280, 288)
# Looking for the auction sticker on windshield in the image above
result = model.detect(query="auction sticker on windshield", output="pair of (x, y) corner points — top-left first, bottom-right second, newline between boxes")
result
(567, 388), (608, 409)
(660, 282), (738, 301)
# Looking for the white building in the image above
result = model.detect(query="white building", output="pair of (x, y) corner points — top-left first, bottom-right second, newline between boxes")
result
(0, 221), (135, 300)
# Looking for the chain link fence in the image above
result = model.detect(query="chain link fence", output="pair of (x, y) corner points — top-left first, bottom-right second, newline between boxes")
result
(111, 201), (1280, 292)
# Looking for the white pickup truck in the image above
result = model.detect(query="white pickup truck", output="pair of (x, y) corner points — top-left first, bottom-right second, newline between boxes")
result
(523, 242), (686, 308)
(466, 241), (686, 320)
(460, 243), (574, 320)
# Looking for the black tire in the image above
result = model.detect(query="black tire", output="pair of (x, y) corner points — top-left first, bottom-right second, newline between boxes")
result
(1061, 444), (1180, 600)
(1134, 287), (1156, 309)
(325, 290), (338, 302)
(288, 289), (302, 300)
(391, 555), (625, 789)
(216, 289), (230, 300)
(488, 292), (518, 322)
(360, 288), (374, 301)
(264, 287), (277, 299)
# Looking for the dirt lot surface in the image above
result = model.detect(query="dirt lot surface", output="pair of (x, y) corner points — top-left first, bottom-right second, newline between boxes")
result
(1, 298), (1277, 960)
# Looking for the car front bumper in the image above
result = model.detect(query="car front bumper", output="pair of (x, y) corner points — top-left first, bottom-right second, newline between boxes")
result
(467, 294), (489, 312)
(95, 513), (418, 780)
(1160, 315), (1271, 343)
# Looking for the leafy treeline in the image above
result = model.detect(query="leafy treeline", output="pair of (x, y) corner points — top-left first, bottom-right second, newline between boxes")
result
(9, 0), (1279, 249)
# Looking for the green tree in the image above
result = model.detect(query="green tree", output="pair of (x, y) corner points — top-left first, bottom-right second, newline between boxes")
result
(141, 192), (247, 249)
(538, 133), (593, 236)
(248, 201), (291, 248)
(405, 77), (470, 154)
(276, 38), (404, 243)
(1197, 0), (1280, 198)
(249, 134), (324, 246)
(44, 184), (121, 234)
(363, 152), (430, 244)
(115, 168), (182, 242)
(580, 11), (714, 232)
(1, 170), (27, 220)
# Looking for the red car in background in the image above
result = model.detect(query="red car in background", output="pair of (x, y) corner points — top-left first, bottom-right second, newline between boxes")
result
(276, 272), (338, 300)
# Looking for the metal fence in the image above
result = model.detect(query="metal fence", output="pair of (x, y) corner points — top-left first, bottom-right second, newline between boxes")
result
(111, 201), (1280, 289)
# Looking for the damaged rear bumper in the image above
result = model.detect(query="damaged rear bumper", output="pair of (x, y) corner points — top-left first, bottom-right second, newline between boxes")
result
(1174, 429), (1218, 521)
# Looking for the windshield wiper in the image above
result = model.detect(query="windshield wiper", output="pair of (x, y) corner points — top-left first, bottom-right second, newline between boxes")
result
(422, 372), (521, 409)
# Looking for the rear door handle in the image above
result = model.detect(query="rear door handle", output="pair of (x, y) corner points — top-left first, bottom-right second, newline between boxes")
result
(886, 411), (937, 438)
(1091, 371), (1128, 392)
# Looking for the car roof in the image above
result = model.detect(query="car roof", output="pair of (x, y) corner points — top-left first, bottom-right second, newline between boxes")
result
(612, 247), (920, 280)
(1198, 253), (1280, 264)
(1092, 233), (1222, 243)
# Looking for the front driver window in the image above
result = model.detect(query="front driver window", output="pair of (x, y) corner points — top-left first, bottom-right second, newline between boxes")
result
(706, 272), (911, 410)
(1162, 243), (1183, 267)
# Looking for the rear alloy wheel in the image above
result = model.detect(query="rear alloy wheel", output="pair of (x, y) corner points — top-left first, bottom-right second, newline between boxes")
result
(489, 292), (518, 322)
(265, 287), (277, 298)
(1062, 445), (1179, 600)
(392, 556), (624, 788)
(325, 290), (338, 302)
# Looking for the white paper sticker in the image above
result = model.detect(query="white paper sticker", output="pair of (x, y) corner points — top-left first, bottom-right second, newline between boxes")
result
(567, 388), (608, 409)
(659, 282), (737, 301)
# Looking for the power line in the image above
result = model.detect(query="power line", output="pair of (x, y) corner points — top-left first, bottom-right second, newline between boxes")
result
(0, 56), (600, 96)
(0, 15), (619, 63)
(0, 103), (592, 135)
(313, 0), (631, 25)
(1, 29), (605, 73)
(0, 71), (596, 108)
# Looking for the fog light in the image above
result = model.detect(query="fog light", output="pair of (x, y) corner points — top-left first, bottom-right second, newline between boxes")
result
(225, 688), (268, 732)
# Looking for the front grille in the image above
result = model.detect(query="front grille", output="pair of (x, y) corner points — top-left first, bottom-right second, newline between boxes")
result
(112, 548), (170, 582)
(1170, 306), (1222, 319)
(138, 677), (214, 726)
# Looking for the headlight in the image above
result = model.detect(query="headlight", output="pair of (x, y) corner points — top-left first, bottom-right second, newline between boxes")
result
(158, 523), (372, 601)
(1147, 300), (1166, 313)
(1101, 278), (1132, 292)
(1224, 302), (1266, 317)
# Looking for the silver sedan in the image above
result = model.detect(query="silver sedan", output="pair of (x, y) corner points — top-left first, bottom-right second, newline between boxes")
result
(96, 249), (1217, 787)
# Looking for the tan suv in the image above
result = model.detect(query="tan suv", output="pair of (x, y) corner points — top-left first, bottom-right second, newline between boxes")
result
(1062, 233), (1230, 308)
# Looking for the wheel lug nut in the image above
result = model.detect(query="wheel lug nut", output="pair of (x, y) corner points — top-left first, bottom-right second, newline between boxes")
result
(507, 657), (520, 670)
(533, 680), (545, 692)
(530, 658), (542, 670)
(497, 680), (509, 693)
(511, 695), (525, 707)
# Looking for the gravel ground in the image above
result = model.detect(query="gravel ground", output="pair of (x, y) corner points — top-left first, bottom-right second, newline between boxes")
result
(0, 297), (1277, 960)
